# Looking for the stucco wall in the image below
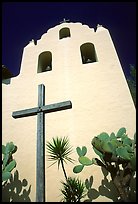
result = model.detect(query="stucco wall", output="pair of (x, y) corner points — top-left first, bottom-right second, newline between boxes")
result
(2, 22), (136, 202)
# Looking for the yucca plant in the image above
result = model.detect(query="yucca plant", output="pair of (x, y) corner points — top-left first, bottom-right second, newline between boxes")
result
(60, 177), (86, 202)
(46, 136), (74, 179)
(46, 137), (86, 202)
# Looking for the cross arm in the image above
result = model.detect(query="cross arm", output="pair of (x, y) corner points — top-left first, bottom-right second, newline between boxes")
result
(42, 100), (72, 113)
(12, 101), (72, 119)
(12, 107), (38, 119)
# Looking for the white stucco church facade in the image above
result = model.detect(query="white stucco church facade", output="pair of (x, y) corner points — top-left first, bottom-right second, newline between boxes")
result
(2, 21), (136, 202)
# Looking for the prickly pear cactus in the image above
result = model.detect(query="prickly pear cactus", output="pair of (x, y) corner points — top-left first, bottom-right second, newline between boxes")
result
(93, 128), (135, 169)
(2, 142), (17, 183)
(73, 128), (136, 202)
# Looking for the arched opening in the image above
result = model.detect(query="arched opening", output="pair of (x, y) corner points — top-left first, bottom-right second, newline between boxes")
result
(80, 43), (97, 64)
(59, 27), (71, 39)
(37, 51), (52, 73)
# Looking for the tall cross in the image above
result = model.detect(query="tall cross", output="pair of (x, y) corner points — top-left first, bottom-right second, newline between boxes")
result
(12, 84), (72, 202)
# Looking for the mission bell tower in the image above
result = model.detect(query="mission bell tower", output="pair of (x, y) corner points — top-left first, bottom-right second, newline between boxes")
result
(2, 21), (135, 202)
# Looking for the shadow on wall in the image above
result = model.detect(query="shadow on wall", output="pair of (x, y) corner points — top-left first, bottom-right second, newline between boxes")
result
(2, 170), (31, 202)
(83, 167), (136, 202)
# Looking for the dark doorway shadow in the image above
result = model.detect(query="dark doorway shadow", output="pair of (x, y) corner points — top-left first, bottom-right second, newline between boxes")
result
(2, 170), (31, 202)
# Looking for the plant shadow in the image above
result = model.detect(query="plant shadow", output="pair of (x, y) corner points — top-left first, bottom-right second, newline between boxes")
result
(98, 167), (120, 202)
(2, 170), (31, 202)
(83, 167), (136, 202)
(83, 175), (99, 202)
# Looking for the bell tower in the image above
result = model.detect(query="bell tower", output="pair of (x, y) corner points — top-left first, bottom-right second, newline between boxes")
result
(2, 22), (135, 202)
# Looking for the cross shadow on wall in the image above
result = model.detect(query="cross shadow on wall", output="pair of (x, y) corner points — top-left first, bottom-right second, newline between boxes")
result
(83, 167), (136, 202)
(2, 170), (31, 202)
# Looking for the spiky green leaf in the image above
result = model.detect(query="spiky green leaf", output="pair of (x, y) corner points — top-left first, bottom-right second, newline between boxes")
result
(46, 137), (74, 168)
(60, 177), (86, 202)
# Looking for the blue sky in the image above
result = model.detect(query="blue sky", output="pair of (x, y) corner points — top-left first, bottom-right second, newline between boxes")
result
(2, 2), (136, 77)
